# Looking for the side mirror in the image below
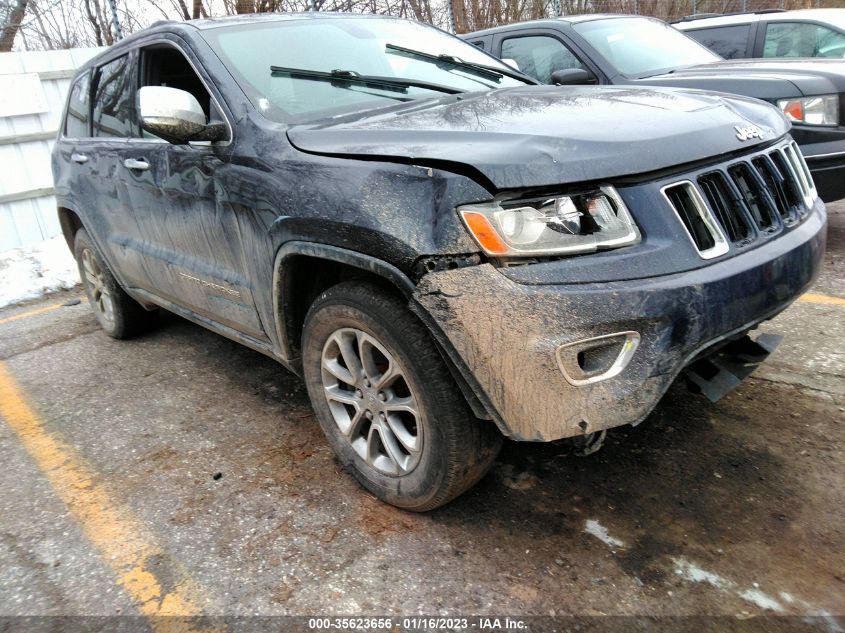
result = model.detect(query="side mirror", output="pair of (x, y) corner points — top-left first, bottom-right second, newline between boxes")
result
(138, 86), (224, 144)
(551, 68), (594, 86)
(501, 58), (521, 71)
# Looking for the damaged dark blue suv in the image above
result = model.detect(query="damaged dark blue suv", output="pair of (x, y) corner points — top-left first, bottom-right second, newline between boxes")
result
(53, 13), (826, 510)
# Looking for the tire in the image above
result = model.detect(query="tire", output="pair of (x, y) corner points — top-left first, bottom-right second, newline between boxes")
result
(302, 280), (502, 511)
(74, 228), (156, 339)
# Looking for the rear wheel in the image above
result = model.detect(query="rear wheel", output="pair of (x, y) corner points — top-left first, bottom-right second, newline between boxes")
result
(74, 228), (156, 339)
(302, 281), (502, 511)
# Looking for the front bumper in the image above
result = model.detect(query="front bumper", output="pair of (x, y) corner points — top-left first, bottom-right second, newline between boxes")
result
(412, 202), (827, 442)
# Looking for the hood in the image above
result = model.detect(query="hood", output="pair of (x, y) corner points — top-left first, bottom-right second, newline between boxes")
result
(287, 85), (789, 190)
(636, 58), (845, 101)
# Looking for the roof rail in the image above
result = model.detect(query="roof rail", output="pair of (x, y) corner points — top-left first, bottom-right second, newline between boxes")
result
(674, 12), (722, 22)
(673, 8), (787, 23)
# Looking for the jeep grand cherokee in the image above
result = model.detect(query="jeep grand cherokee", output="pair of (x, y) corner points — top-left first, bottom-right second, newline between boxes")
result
(53, 13), (826, 510)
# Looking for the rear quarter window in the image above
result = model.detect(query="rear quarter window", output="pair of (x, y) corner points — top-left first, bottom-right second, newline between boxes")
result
(64, 71), (91, 138)
(93, 55), (134, 138)
(686, 25), (751, 59)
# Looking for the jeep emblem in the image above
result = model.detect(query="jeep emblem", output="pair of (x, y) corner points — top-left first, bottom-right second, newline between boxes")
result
(735, 125), (765, 141)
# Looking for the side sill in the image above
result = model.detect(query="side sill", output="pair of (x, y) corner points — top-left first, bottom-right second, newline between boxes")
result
(128, 287), (300, 377)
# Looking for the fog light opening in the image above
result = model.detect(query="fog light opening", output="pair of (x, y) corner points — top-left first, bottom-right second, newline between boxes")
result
(556, 331), (640, 386)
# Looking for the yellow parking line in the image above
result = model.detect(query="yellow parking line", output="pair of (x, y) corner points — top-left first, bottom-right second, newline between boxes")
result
(0, 362), (216, 632)
(798, 293), (845, 307)
(0, 297), (87, 326)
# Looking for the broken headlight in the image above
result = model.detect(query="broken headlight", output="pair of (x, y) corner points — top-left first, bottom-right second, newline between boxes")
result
(458, 186), (640, 257)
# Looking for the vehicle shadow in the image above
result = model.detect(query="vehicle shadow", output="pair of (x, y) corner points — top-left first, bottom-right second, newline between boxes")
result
(430, 380), (806, 588)
(145, 311), (834, 605)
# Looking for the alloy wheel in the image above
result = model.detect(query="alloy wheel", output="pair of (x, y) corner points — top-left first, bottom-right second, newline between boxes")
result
(320, 327), (423, 476)
(81, 248), (115, 325)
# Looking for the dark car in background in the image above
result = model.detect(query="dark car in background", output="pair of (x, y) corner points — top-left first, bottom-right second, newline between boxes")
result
(464, 14), (845, 201)
(674, 9), (845, 60)
(54, 13), (825, 510)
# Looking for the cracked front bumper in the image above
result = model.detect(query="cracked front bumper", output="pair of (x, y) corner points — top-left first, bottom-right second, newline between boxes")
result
(412, 203), (827, 442)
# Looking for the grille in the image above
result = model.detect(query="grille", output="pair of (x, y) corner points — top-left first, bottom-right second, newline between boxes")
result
(727, 163), (779, 233)
(752, 154), (803, 225)
(698, 172), (753, 244)
(662, 181), (729, 259)
(664, 142), (815, 259)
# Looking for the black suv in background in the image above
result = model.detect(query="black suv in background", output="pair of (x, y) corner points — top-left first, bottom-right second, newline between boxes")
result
(55, 14), (826, 510)
(674, 9), (845, 60)
(465, 14), (845, 202)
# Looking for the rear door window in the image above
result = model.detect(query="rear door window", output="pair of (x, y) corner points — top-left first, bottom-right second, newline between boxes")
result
(93, 55), (134, 138)
(763, 22), (845, 58)
(500, 35), (588, 84)
(64, 71), (91, 137)
(686, 25), (751, 59)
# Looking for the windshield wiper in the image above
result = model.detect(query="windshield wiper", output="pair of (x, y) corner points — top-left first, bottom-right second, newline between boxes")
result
(269, 66), (466, 95)
(385, 43), (535, 84)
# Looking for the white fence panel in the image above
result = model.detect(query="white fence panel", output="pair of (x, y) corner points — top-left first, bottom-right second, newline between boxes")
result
(0, 47), (104, 252)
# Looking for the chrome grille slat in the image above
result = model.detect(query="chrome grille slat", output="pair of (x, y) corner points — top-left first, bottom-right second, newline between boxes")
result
(661, 181), (729, 259)
(754, 154), (803, 224)
(784, 142), (817, 208)
(664, 141), (816, 259)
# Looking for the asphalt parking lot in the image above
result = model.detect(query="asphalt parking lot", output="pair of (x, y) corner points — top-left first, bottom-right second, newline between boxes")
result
(0, 203), (843, 630)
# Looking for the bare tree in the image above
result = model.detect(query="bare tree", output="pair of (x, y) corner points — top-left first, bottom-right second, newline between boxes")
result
(449, 0), (553, 33)
(13, 0), (843, 51)
(24, 0), (84, 48)
(0, 0), (29, 51)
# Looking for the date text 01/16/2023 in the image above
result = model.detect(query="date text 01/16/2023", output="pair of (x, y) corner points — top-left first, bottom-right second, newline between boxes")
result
(306, 617), (528, 630)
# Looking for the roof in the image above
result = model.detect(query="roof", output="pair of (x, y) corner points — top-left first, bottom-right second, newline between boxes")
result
(464, 13), (654, 37)
(557, 13), (643, 24)
(675, 8), (845, 29)
(187, 11), (398, 30)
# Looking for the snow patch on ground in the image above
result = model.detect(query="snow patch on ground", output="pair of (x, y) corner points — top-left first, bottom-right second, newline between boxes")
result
(673, 558), (731, 590)
(584, 519), (626, 548)
(0, 236), (79, 308)
(739, 588), (787, 612)
(672, 557), (786, 613)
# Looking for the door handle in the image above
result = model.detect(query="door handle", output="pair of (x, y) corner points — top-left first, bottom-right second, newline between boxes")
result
(71, 153), (88, 164)
(123, 158), (150, 171)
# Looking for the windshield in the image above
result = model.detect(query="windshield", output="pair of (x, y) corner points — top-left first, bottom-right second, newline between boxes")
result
(203, 17), (527, 123)
(573, 17), (722, 77)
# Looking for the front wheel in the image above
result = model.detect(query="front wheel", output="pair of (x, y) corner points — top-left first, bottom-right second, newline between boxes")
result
(302, 281), (502, 511)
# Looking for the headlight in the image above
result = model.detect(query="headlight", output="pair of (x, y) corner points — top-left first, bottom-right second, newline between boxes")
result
(777, 95), (839, 126)
(458, 186), (640, 257)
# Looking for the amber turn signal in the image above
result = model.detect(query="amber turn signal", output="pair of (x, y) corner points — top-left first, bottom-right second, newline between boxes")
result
(460, 211), (510, 255)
